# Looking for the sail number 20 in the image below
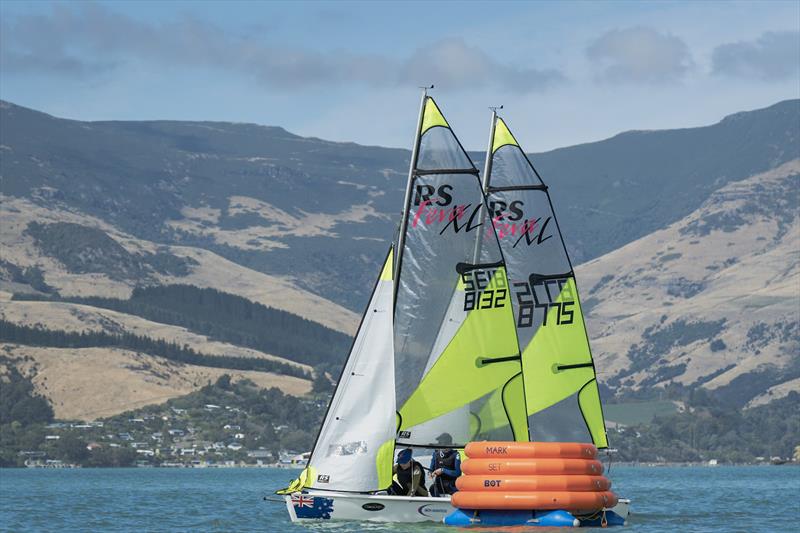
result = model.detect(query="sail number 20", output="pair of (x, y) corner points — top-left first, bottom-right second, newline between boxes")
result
(462, 268), (507, 311)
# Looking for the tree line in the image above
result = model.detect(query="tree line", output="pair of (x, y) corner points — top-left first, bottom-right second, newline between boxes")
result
(0, 320), (310, 379)
(15, 284), (351, 367)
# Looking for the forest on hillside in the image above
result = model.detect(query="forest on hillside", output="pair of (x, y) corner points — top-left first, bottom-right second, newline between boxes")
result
(15, 284), (351, 369)
(0, 320), (309, 378)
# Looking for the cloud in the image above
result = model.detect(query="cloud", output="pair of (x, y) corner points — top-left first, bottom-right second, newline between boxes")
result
(0, 3), (564, 93)
(399, 38), (565, 92)
(711, 31), (800, 81)
(586, 27), (693, 84)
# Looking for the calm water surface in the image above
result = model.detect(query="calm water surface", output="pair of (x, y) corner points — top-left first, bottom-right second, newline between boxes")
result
(1, 466), (798, 532)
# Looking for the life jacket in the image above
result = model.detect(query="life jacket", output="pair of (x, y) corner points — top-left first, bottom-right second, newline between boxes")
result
(396, 460), (423, 492)
(432, 449), (458, 491)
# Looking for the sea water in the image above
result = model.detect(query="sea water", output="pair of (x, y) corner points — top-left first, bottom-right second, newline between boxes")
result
(1, 466), (798, 532)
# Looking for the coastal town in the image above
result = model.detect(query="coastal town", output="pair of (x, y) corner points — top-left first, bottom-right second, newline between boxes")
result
(2, 373), (325, 469)
(21, 408), (311, 469)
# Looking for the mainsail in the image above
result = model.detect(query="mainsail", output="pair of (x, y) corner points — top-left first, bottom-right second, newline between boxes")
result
(393, 95), (528, 448)
(482, 113), (609, 448)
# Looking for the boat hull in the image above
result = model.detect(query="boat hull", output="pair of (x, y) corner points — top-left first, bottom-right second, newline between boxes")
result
(284, 491), (630, 525)
(284, 491), (455, 522)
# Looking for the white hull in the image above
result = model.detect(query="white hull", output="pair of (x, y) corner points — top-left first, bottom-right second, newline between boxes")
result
(285, 491), (454, 522)
(285, 491), (631, 525)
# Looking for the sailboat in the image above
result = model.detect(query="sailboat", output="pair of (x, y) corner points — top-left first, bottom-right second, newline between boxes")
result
(277, 91), (629, 525)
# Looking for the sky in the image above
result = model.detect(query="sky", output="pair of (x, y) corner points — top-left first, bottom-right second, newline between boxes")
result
(1, 0), (798, 151)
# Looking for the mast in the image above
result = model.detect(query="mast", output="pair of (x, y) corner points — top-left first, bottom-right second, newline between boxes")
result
(481, 106), (501, 192)
(393, 85), (431, 291)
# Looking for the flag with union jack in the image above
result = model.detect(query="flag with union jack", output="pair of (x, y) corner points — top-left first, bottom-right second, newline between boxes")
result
(290, 494), (334, 519)
(291, 494), (314, 508)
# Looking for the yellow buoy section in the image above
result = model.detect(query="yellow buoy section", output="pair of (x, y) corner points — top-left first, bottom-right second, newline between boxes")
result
(453, 441), (617, 512)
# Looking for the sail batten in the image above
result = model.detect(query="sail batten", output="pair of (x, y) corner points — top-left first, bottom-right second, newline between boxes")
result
(484, 116), (609, 448)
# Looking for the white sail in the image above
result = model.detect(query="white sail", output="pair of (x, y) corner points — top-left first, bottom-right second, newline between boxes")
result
(295, 249), (396, 492)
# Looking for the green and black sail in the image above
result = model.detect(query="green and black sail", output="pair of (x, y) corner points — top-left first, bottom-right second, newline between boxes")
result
(393, 95), (529, 448)
(482, 114), (609, 448)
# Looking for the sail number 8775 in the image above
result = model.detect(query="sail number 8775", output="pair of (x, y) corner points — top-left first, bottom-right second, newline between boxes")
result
(513, 277), (574, 327)
(462, 268), (507, 311)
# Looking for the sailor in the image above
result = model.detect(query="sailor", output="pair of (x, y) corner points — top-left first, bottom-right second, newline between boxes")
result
(388, 448), (428, 496)
(429, 433), (461, 497)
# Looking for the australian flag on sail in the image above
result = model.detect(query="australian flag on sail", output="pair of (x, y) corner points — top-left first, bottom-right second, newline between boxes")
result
(291, 494), (334, 519)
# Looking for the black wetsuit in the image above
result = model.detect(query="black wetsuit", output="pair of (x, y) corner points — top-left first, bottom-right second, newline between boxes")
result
(430, 449), (460, 497)
(389, 460), (427, 496)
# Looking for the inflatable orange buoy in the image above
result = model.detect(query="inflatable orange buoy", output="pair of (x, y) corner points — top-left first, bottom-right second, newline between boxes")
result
(465, 442), (597, 460)
(456, 474), (611, 492)
(461, 458), (604, 476)
(451, 490), (618, 511)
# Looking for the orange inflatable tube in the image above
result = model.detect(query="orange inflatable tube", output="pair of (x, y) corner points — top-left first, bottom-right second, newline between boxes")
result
(451, 490), (618, 511)
(456, 474), (611, 492)
(465, 442), (597, 460)
(461, 458), (604, 476)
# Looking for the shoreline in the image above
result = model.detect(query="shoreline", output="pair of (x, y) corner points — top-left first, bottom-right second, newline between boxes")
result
(5, 461), (797, 469)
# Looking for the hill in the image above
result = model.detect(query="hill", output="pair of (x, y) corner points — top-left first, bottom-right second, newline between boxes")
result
(2, 99), (797, 309)
(0, 98), (798, 421)
(579, 160), (799, 408)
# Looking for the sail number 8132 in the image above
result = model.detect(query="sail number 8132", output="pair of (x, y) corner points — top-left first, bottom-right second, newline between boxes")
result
(462, 268), (507, 311)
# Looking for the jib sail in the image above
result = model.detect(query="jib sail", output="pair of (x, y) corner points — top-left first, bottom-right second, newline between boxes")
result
(393, 94), (528, 448)
(279, 248), (397, 493)
(482, 113), (608, 448)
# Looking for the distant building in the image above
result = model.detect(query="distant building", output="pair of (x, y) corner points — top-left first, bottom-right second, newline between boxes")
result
(247, 450), (271, 459)
(18, 451), (46, 458)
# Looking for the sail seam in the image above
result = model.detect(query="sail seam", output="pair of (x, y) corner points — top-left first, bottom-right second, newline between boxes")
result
(455, 260), (505, 274)
(415, 168), (479, 176)
(488, 184), (548, 192)
(529, 271), (575, 282)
